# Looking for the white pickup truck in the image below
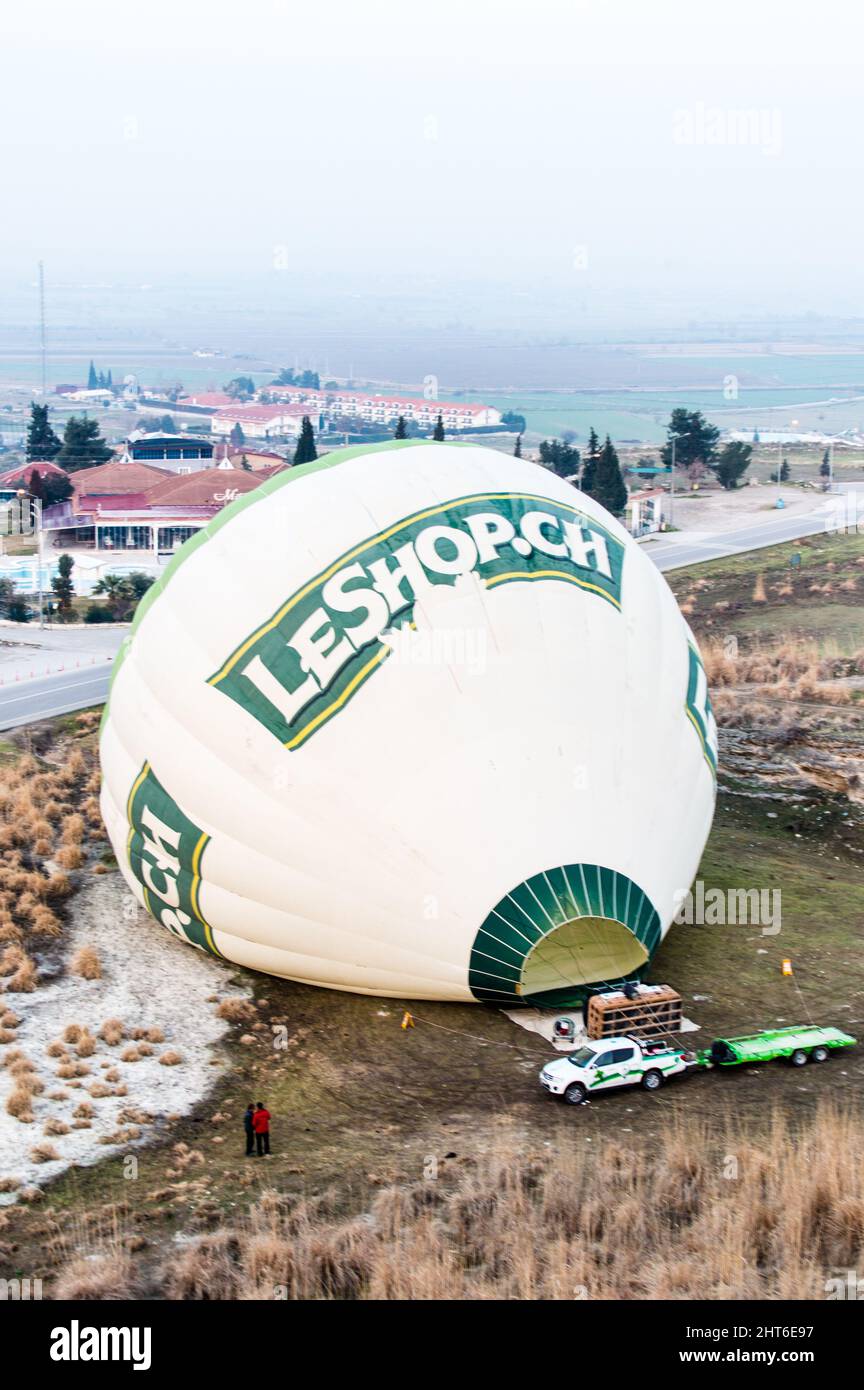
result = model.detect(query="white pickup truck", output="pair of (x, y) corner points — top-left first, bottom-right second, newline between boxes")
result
(539, 1035), (694, 1104)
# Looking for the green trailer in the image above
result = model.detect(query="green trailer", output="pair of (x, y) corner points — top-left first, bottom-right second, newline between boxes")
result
(698, 1024), (856, 1070)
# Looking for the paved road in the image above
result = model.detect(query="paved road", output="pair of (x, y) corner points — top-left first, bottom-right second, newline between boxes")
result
(0, 491), (855, 731)
(647, 503), (841, 571)
(0, 666), (113, 731)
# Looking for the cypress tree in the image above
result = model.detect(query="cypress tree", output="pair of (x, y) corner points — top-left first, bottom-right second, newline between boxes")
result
(514, 434), (522, 458)
(293, 415), (318, 465)
(87, 360), (98, 389)
(432, 413), (445, 441)
(588, 435), (628, 516)
(25, 402), (62, 461)
(394, 415), (407, 439)
(581, 427), (601, 493)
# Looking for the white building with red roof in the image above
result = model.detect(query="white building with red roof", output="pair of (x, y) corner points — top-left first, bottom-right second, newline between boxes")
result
(211, 404), (308, 440)
(266, 386), (501, 431)
(40, 461), (284, 559)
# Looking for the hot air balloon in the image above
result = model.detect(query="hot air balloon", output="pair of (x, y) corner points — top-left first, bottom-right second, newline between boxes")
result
(99, 440), (716, 1005)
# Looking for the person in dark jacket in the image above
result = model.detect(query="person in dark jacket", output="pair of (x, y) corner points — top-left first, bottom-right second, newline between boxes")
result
(243, 1103), (255, 1156)
(253, 1100), (271, 1156)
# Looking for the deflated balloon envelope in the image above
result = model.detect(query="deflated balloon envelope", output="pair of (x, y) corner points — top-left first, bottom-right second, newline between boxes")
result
(100, 441), (716, 1004)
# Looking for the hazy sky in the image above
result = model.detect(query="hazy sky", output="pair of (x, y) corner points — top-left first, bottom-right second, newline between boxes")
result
(2, 0), (864, 320)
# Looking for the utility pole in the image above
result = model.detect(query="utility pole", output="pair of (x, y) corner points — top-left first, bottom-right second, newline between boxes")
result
(38, 260), (47, 397)
(36, 497), (44, 629)
(666, 431), (689, 527)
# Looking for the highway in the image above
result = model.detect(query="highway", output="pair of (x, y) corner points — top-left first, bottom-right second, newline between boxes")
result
(643, 500), (843, 571)
(0, 667), (113, 731)
(0, 492), (853, 731)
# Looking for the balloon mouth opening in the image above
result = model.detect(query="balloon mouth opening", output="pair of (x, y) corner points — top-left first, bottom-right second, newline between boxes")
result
(469, 864), (662, 1007)
(519, 916), (650, 997)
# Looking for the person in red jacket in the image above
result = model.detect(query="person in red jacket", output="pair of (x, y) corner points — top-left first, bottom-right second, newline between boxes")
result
(252, 1100), (271, 1156)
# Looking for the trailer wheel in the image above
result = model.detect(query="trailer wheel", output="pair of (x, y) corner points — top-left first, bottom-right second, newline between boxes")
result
(789, 1049), (809, 1067)
(563, 1081), (587, 1105)
(641, 1069), (663, 1091)
(810, 1046), (829, 1063)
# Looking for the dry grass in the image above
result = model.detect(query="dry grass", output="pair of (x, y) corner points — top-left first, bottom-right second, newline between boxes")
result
(99, 1126), (140, 1146)
(216, 998), (256, 1024)
(130, 1025), (164, 1043)
(56, 1060), (90, 1079)
(53, 1244), (138, 1300)
(30, 1143), (60, 1164)
(0, 738), (96, 962)
(70, 946), (101, 980)
(88, 1082), (118, 1099)
(702, 635), (862, 706)
(150, 1107), (864, 1301)
(0, 944), (37, 993)
(99, 1018), (125, 1046)
(5, 1088), (34, 1122)
(55, 845), (85, 871)
(158, 1050), (183, 1067)
(44, 873), (72, 900)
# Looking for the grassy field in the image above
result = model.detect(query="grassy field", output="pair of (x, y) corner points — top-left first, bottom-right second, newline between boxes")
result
(1, 533), (863, 1297)
(668, 528), (864, 652)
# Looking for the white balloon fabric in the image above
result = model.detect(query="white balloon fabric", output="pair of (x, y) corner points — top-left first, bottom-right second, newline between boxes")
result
(100, 441), (716, 1005)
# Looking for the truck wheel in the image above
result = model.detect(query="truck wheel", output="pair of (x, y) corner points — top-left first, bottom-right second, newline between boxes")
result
(789, 1049), (808, 1067)
(810, 1046), (829, 1063)
(563, 1081), (587, 1105)
(641, 1069), (663, 1091)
